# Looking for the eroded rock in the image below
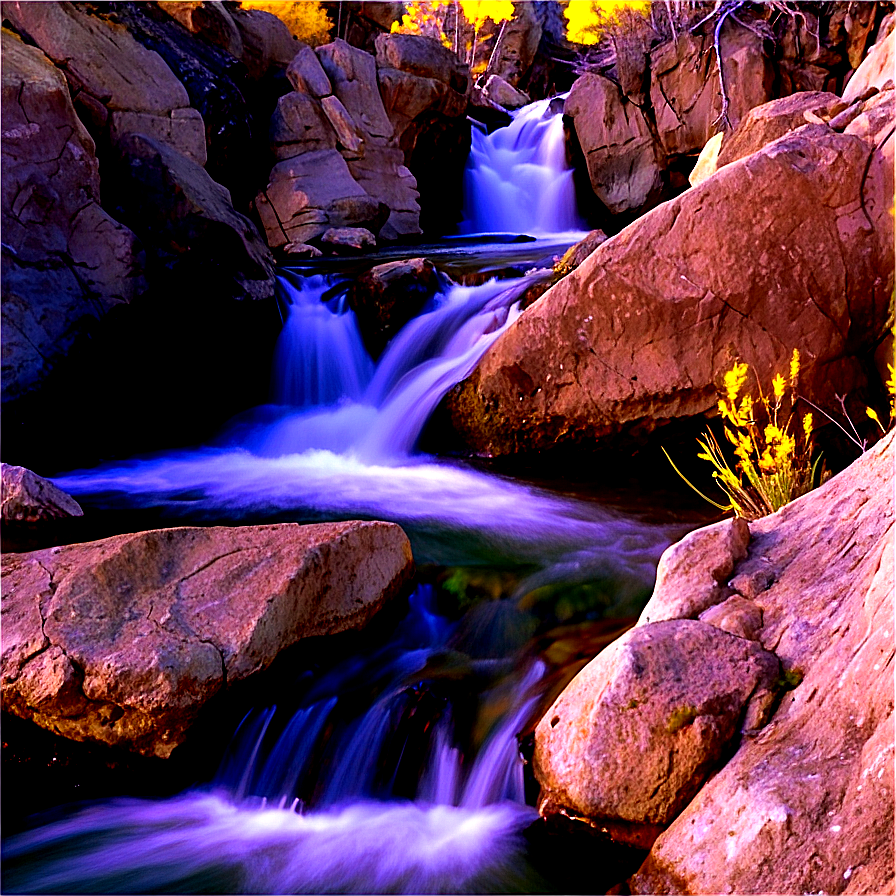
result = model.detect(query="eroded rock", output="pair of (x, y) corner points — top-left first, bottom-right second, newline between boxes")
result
(630, 432), (895, 895)
(1, 465), (83, 523)
(1, 521), (414, 758)
(534, 619), (780, 830)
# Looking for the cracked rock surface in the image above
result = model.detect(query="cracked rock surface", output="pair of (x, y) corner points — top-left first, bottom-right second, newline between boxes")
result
(631, 431), (894, 895)
(447, 99), (894, 458)
(1, 521), (414, 758)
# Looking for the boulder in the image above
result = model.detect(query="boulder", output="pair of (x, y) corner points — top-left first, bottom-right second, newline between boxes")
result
(716, 91), (847, 169)
(347, 258), (440, 356)
(688, 132), (723, 187)
(287, 43), (333, 97)
(374, 32), (468, 93)
(534, 619), (780, 831)
(229, 5), (297, 79)
(1, 521), (414, 758)
(1, 32), (145, 403)
(480, 74), (530, 110)
(637, 518), (750, 625)
(1, 464), (83, 523)
(447, 120), (894, 458)
(109, 133), (274, 301)
(649, 28), (774, 157)
(565, 73), (662, 216)
(255, 150), (383, 248)
(630, 431), (895, 895)
(3, 1), (206, 165)
(843, 12), (895, 102)
(320, 226), (377, 253)
(270, 91), (338, 157)
(157, 1), (243, 60)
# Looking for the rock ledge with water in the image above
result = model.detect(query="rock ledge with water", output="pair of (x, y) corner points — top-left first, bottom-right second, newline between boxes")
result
(1, 521), (414, 759)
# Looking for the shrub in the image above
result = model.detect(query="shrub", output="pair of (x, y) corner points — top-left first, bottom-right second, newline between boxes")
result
(240, 1), (332, 46)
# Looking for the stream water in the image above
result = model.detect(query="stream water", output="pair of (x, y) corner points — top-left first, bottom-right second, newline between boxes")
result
(4, 99), (692, 894)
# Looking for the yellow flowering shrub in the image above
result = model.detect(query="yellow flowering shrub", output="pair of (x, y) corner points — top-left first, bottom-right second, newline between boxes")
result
(666, 350), (821, 520)
(240, 1), (332, 46)
(564, 0), (652, 45)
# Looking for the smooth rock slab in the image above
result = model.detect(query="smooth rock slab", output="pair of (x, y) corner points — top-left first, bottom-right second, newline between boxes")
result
(1, 522), (413, 758)
(534, 619), (780, 828)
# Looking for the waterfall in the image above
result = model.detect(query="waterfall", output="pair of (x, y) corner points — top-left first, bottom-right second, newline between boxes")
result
(460, 97), (586, 236)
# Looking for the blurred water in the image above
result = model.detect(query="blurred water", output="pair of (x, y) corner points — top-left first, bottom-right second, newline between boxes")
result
(460, 98), (586, 236)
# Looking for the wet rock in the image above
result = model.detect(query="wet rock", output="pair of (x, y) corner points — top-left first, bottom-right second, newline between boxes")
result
(283, 241), (322, 258)
(534, 619), (780, 829)
(321, 226), (377, 253)
(716, 91), (846, 169)
(555, 229), (608, 272)
(1, 32), (145, 403)
(631, 432), (895, 895)
(4, 1), (206, 164)
(481, 74), (530, 110)
(448, 121), (894, 458)
(109, 133), (274, 301)
(1, 465), (83, 523)
(843, 11), (895, 101)
(1, 521), (414, 758)
(637, 518), (750, 626)
(347, 258), (440, 356)
(565, 73), (662, 216)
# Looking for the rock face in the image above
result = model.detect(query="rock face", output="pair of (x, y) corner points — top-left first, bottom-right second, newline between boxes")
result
(534, 620), (781, 830)
(843, 12), (895, 102)
(448, 104), (894, 458)
(109, 133), (274, 301)
(1, 32), (145, 403)
(629, 431), (895, 895)
(3, 1), (207, 164)
(1, 521), (414, 759)
(1, 465), (83, 523)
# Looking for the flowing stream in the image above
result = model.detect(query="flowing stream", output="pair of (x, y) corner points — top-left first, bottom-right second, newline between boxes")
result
(4, 100), (688, 894)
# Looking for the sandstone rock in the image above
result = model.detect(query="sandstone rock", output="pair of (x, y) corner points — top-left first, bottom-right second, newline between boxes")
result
(637, 518), (750, 625)
(699, 594), (763, 641)
(321, 227), (377, 253)
(843, 12), (895, 102)
(556, 229), (609, 272)
(3, 1), (206, 165)
(158, 1), (243, 60)
(481, 74), (530, 110)
(1, 32), (145, 403)
(565, 73), (662, 216)
(229, 5), (297, 79)
(1, 465), (83, 523)
(347, 258), (440, 356)
(255, 150), (383, 248)
(110, 133), (274, 300)
(716, 91), (846, 168)
(1, 521), (414, 758)
(287, 43), (333, 97)
(448, 124), (894, 458)
(630, 432), (895, 895)
(650, 28), (774, 157)
(534, 619), (780, 829)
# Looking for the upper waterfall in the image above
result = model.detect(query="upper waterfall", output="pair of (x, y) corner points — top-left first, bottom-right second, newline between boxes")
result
(460, 97), (585, 236)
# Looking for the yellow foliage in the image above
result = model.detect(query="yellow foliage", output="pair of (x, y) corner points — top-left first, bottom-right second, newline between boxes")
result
(459, 0), (514, 29)
(391, 0), (452, 45)
(240, 1), (331, 46)
(564, 0), (651, 45)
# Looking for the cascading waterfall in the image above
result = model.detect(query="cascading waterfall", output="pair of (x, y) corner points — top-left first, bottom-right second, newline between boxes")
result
(460, 97), (585, 236)
(5, 100), (685, 895)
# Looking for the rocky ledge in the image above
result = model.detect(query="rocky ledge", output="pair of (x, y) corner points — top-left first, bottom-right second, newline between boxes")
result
(535, 431), (894, 894)
(1, 521), (414, 758)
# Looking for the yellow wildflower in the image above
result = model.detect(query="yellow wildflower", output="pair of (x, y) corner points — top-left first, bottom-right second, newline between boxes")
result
(772, 372), (786, 401)
(790, 349), (800, 385)
(867, 407), (881, 424)
(739, 394), (753, 422)
(758, 449), (775, 472)
(774, 433), (795, 463)
(765, 423), (783, 444)
(723, 361), (749, 403)
(802, 412), (813, 440)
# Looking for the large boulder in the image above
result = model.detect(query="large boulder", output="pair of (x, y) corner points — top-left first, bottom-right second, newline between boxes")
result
(109, 133), (274, 301)
(1, 32), (145, 403)
(629, 431), (895, 894)
(1, 521), (414, 759)
(3, 1), (206, 164)
(534, 619), (780, 832)
(565, 73), (662, 216)
(447, 113), (894, 458)
(843, 12), (895, 102)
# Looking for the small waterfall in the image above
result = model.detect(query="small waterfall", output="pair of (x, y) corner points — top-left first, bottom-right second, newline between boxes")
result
(461, 97), (585, 236)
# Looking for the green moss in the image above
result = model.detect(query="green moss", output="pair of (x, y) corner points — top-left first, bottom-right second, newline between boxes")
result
(777, 667), (804, 690)
(667, 706), (699, 733)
